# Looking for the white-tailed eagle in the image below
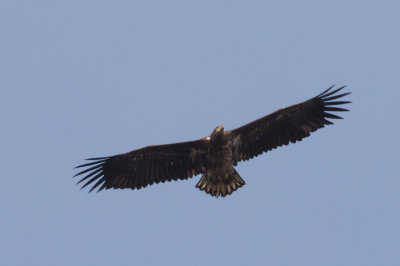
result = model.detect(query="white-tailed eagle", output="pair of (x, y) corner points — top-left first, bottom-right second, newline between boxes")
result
(75, 85), (351, 197)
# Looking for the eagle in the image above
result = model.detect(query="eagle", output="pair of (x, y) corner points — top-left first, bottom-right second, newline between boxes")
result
(75, 85), (350, 197)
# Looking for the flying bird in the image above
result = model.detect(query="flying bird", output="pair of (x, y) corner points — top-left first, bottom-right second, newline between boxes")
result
(75, 85), (350, 197)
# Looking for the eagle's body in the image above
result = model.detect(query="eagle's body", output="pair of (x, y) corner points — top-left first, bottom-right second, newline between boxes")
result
(195, 126), (245, 196)
(75, 86), (351, 197)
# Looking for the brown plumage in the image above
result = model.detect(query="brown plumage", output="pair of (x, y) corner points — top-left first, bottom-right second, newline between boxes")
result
(75, 85), (351, 197)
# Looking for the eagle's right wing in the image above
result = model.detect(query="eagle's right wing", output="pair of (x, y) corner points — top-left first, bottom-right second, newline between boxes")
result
(230, 85), (351, 162)
(74, 139), (209, 192)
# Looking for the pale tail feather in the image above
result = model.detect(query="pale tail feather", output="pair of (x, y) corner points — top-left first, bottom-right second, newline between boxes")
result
(196, 168), (245, 197)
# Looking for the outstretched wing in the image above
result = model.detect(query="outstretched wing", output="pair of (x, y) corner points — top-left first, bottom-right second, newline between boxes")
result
(74, 139), (209, 192)
(230, 85), (351, 162)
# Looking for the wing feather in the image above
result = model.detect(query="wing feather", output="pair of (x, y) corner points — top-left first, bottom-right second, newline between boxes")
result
(230, 85), (351, 162)
(75, 139), (208, 192)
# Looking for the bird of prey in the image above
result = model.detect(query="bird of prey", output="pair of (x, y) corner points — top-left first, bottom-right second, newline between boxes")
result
(75, 85), (350, 197)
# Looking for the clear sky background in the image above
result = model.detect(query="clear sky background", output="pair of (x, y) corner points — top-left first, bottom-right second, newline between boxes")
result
(1, 1), (399, 265)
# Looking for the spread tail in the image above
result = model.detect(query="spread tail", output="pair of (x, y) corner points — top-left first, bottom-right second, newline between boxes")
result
(196, 168), (245, 197)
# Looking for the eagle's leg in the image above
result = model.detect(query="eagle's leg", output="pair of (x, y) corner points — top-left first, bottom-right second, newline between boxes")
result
(195, 168), (245, 197)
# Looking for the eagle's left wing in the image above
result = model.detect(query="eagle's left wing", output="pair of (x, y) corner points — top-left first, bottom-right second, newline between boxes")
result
(74, 139), (209, 192)
(229, 85), (351, 162)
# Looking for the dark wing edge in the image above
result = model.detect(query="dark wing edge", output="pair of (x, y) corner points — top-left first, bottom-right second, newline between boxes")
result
(230, 85), (351, 162)
(74, 139), (209, 193)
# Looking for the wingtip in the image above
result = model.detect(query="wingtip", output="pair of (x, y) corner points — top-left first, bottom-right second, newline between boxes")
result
(322, 92), (351, 102)
(318, 85), (351, 100)
(317, 84), (335, 97)
(86, 156), (110, 160)
(74, 158), (108, 169)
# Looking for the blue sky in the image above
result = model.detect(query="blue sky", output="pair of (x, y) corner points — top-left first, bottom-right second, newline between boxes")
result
(1, 1), (399, 265)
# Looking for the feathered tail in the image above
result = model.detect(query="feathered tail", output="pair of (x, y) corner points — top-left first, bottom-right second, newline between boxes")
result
(196, 168), (245, 197)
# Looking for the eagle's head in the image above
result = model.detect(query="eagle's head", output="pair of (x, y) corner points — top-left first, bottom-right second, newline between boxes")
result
(211, 126), (224, 138)
(215, 126), (224, 132)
